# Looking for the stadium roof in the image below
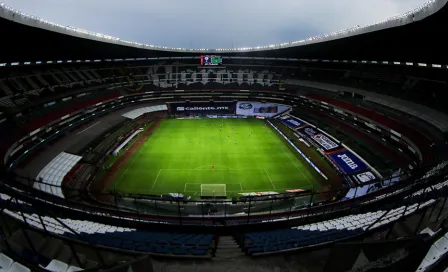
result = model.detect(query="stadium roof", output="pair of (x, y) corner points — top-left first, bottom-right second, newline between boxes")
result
(0, 0), (447, 64)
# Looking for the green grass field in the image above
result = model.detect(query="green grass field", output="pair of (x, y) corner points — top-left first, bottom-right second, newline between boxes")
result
(109, 118), (324, 198)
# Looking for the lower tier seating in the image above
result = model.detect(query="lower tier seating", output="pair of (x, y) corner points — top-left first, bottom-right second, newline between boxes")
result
(1, 206), (215, 258)
(234, 176), (448, 257)
(65, 231), (213, 255)
(0, 253), (31, 272)
(2, 176), (447, 258)
(417, 231), (448, 271)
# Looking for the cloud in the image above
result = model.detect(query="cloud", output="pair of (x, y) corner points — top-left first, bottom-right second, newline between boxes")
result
(2, 0), (431, 48)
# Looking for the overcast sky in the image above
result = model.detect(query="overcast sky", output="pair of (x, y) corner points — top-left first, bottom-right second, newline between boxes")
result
(3, 0), (430, 48)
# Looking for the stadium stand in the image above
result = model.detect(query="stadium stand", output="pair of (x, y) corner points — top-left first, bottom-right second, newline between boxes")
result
(1, 201), (216, 257)
(1, 0), (448, 270)
(33, 152), (83, 198)
(82, 113), (162, 164)
(288, 109), (408, 174)
(22, 92), (120, 134)
(239, 199), (437, 255)
(122, 105), (168, 119)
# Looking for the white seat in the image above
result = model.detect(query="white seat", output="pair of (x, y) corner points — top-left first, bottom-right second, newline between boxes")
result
(434, 236), (448, 254)
(5, 262), (31, 272)
(425, 245), (443, 264)
(40, 259), (69, 272)
(66, 266), (83, 272)
(416, 257), (432, 271)
(0, 253), (13, 272)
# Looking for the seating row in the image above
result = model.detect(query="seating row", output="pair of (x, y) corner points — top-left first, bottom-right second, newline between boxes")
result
(1, 249), (82, 272)
(1, 207), (214, 257)
(122, 105), (167, 119)
(33, 152), (82, 198)
(0, 253), (31, 272)
(240, 198), (436, 255)
(304, 94), (431, 148)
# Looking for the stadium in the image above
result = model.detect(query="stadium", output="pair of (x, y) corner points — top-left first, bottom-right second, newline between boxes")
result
(0, 0), (448, 271)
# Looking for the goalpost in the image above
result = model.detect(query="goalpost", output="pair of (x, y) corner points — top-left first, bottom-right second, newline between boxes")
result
(201, 184), (227, 197)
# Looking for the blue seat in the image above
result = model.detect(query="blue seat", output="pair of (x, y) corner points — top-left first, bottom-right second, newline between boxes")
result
(173, 248), (188, 255)
(136, 245), (152, 252)
(171, 240), (183, 245)
(248, 247), (263, 254)
(157, 240), (169, 245)
(191, 249), (207, 255)
(155, 247), (170, 254)
(198, 240), (211, 246)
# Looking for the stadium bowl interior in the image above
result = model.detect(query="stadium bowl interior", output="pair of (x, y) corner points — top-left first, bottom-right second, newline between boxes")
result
(1, 1), (448, 271)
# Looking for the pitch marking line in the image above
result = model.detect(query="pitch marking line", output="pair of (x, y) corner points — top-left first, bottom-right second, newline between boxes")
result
(160, 168), (260, 171)
(264, 168), (276, 190)
(266, 127), (314, 190)
(184, 183), (243, 193)
(194, 165), (231, 170)
(150, 169), (162, 191)
(76, 121), (101, 135)
(116, 133), (151, 183)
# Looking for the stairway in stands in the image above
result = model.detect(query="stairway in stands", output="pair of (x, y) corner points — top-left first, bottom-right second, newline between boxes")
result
(215, 236), (245, 259)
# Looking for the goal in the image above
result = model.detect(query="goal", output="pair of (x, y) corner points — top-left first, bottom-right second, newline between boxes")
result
(201, 184), (226, 197)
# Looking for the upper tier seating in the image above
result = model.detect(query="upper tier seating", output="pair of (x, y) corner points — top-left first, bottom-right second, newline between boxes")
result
(34, 152), (82, 198)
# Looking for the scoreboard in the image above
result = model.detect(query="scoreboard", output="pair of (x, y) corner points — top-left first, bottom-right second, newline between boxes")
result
(200, 55), (222, 66)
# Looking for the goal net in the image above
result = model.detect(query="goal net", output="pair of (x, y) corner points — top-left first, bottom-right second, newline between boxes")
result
(201, 184), (226, 197)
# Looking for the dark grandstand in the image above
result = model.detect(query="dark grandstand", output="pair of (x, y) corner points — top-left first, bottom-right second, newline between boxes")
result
(0, 1), (448, 271)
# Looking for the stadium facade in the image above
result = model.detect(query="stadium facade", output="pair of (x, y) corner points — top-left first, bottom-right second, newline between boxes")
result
(0, 1), (448, 271)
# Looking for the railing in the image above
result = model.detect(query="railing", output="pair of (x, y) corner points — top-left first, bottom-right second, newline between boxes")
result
(1, 167), (447, 262)
(1, 157), (447, 227)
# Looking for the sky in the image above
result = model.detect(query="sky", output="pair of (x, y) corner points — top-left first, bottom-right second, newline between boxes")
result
(2, 0), (430, 49)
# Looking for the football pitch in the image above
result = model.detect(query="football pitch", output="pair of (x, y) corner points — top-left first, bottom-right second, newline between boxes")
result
(109, 118), (324, 198)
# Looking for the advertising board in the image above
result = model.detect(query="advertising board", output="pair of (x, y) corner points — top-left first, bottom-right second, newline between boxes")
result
(279, 115), (308, 129)
(353, 171), (377, 183)
(297, 126), (341, 152)
(170, 102), (236, 114)
(329, 150), (368, 174)
(236, 102), (289, 117)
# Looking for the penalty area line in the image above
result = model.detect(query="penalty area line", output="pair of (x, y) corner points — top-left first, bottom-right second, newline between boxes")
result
(266, 128), (314, 191)
(150, 169), (162, 191)
(115, 136), (149, 185)
(264, 168), (276, 190)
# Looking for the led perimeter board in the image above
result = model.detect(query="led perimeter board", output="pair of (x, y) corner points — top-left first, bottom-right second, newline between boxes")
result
(169, 102), (236, 115)
(200, 55), (222, 66)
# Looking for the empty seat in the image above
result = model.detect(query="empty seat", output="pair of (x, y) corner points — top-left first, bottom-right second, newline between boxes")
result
(0, 253), (13, 271)
(6, 262), (31, 272)
(40, 259), (69, 272)
(66, 266), (83, 272)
